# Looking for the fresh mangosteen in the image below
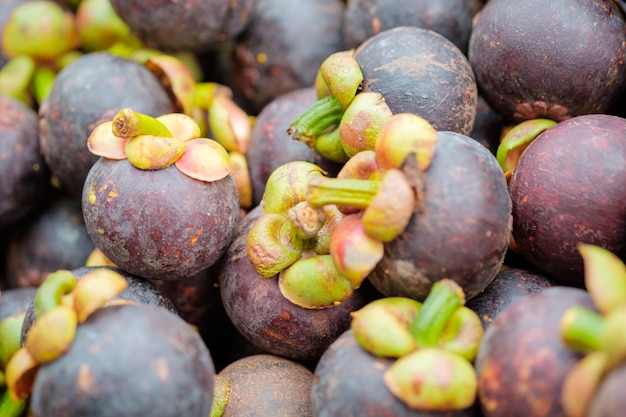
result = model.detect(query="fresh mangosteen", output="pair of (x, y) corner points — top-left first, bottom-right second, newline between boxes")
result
(109, 0), (255, 53)
(28, 303), (215, 417)
(287, 26), (478, 162)
(213, 354), (314, 417)
(81, 109), (240, 280)
(218, 0), (346, 115)
(468, 0), (626, 123)
(40, 51), (176, 197)
(465, 267), (554, 330)
(247, 86), (343, 206)
(508, 114), (626, 287)
(5, 195), (95, 289)
(365, 130), (512, 301)
(312, 330), (479, 417)
(342, 0), (483, 54)
(0, 94), (49, 228)
(219, 204), (377, 361)
(475, 286), (595, 417)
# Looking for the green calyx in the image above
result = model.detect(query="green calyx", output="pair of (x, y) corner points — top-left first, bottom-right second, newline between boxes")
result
(350, 279), (482, 411)
(4, 269), (128, 402)
(496, 118), (556, 178)
(559, 244), (626, 417)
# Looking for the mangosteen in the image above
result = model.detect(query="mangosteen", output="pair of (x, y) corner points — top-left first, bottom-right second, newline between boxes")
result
(109, 0), (255, 53)
(213, 354), (314, 417)
(508, 114), (626, 287)
(312, 330), (479, 417)
(81, 109), (240, 280)
(0, 288), (36, 322)
(218, 0), (346, 115)
(468, 0), (626, 123)
(29, 303), (215, 417)
(367, 130), (512, 301)
(465, 267), (554, 329)
(287, 26), (478, 160)
(247, 87), (343, 206)
(475, 286), (595, 417)
(342, 0), (483, 54)
(219, 205), (376, 361)
(0, 94), (49, 228)
(40, 51), (176, 197)
(5, 195), (95, 289)
(469, 95), (505, 156)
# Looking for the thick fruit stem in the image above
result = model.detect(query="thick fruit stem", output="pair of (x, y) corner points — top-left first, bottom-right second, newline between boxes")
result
(0, 390), (26, 417)
(287, 95), (344, 148)
(112, 108), (173, 138)
(307, 176), (379, 209)
(409, 279), (466, 347)
(560, 305), (605, 352)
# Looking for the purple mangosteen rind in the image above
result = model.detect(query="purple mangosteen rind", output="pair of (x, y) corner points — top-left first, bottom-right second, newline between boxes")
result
(509, 114), (626, 287)
(82, 157), (240, 280)
(475, 286), (595, 417)
(355, 26), (478, 135)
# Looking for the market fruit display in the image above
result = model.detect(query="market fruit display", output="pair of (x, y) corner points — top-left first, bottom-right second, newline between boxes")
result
(2, 1), (626, 416)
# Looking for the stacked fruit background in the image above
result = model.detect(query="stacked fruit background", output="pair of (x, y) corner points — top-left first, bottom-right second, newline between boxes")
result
(1, 0), (625, 416)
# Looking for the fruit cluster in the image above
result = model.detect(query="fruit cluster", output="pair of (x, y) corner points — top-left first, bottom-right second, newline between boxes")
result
(1, 1), (625, 416)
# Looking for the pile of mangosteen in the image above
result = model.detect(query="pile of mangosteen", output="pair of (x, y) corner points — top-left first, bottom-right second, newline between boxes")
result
(0, 0), (625, 416)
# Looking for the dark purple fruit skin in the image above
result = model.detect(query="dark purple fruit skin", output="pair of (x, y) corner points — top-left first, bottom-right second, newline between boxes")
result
(342, 0), (483, 54)
(40, 52), (176, 197)
(247, 87), (343, 206)
(110, 0), (255, 52)
(218, 354), (314, 417)
(30, 303), (214, 417)
(468, 0), (626, 123)
(82, 158), (240, 280)
(0, 94), (49, 228)
(219, 205), (375, 361)
(465, 268), (554, 330)
(152, 261), (222, 326)
(312, 329), (478, 417)
(20, 265), (178, 345)
(0, 287), (36, 322)
(476, 286), (594, 417)
(368, 131), (512, 301)
(469, 95), (505, 156)
(355, 26), (477, 135)
(220, 0), (345, 115)
(588, 361), (626, 417)
(6, 195), (95, 288)
(509, 114), (626, 287)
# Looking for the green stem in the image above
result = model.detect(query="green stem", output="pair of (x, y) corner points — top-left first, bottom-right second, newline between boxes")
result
(408, 279), (466, 347)
(287, 95), (344, 148)
(307, 176), (379, 209)
(33, 270), (77, 319)
(0, 389), (26, 417)
(112, 108), (173, 138)
(560, 305), (605, 352)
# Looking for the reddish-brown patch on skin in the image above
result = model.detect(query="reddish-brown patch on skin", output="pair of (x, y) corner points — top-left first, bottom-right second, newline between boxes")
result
(412, 369), (427, 395)
(189, 227), (202, 247)
(434, 354), (455, 389)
